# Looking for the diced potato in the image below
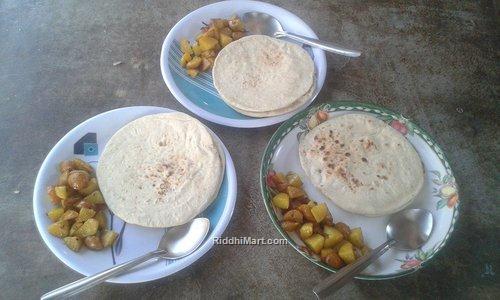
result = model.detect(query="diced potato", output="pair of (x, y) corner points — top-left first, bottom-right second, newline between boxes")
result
(322, 214), (334, 226)
(74, 218), (99, 237)
(286, 173), (303, 188)
(94, 210), (107, 229)
(76, 207), (96, 222)
(59, 160), (75, 173)
(70, 221), (83, 236)
(71, 158), (94, 173)
(313, 222), (323, 234)
(286, 186), (305, 199)
(47, 186), (61, 205)
(200, 58), (212, 71)
(83, 190), (105, 205)
(338, 241), (356, 264)
(219, 27), (232, 36)
(203, 27), (220, 40)
(67, 170), (90, 191)
(80, 178), (98, 196)
(283, 209), (303, 223)
(75, 200), (93, 211)
(212, 18), (228, 29)
(64, 236), (83, 252)
(58, 171), (69, 186)
(231, 31), (245, 40)
(361, 246), (371, 256)
(307, 200), (317, 207)
(311, 203), (328, 223)
(348, 227), (364, 248)
(201, 50), (217, 59)
(299, 222), (313, 239)
(180, 52), (192, 67)
(219, 33), (233, 47)
(320, 248), (335, 261)
(335, 222), (351, 239)
(198, 36), (219, 51)
(54, 186), (68, 200)
(325, 252), (345, 269)
(273, 172), (286, 184)
(228, 18), (245, 31)
(180, 38), (193, 54)
(192, 43), (202, 56)
(304, 234), (325, 254)
(60, 209), (78, 221)
(281, 221), (300, 232)
(272, 193), (289, 210)
(48, 220), (70, 238)
(47, 207), (65, 222)
(297, 204), (316, 223)
(84, 236), (103, 250)
(186, 56), (202, 69)
(101, 230), (119, 248)
(61, 197), (79, 210)
(187, 69), (199, 78)
(323, 226), (344, 248)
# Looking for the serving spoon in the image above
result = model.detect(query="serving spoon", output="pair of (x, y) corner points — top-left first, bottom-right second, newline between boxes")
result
(313, 209), (434, 298)
(41, 217), (210, 299)
(241, 12), (361, 57)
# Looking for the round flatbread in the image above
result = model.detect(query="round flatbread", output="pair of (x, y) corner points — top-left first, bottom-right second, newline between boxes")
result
(232, 79), (316, 118)
(213, 35), (315, 112)
(97, 112), (223, 228)
(299, 114), (424, 216)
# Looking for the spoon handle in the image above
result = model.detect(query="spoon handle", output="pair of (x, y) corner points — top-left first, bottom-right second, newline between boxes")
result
(274, 31), (361, 57)
(313, 239), (396, 298)
(41, 249), (165, 300)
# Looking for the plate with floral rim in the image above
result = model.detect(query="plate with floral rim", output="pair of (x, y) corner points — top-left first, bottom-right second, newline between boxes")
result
(259, 101), (459, 279)
(33, 106), (237, 283)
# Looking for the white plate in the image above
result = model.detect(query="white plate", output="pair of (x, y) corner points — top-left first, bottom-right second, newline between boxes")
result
(33, 106), (237, 283)
(160, 0), (327, 128)
(260, 102), (460, 279)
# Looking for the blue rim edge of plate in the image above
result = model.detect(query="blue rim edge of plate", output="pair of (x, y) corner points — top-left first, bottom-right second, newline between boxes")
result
(159, 0), (327, 128)
(33, 106), (238, 284)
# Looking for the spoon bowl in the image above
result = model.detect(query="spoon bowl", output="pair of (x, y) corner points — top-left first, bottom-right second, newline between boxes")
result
(387, 208), (433, 250)
(242, 11), (361, 57)
(313, 209), (434, 298)
(159, 217), (210, 258)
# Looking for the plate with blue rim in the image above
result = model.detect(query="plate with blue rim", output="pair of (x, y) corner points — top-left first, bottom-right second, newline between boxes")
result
(260, 102), (460, 279)
(160, 0), (327, 128)
(33, 106), (237, 283)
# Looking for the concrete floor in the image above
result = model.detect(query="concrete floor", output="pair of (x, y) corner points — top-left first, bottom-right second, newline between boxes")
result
(1, 0), (498, 299)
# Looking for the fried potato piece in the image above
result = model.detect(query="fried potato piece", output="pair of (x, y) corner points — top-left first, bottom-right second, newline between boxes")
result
(74, 218), (99, 237)
(47, 207), (65, 222)
(48, 220), (70, 238)
(64, 236), (83, 252)
(84, 190), (105, 205)
(101, 230), (119, 248)
(198, 36), (219, 51)
(84, 236), (103, 250)
(186, 56), (202, 69)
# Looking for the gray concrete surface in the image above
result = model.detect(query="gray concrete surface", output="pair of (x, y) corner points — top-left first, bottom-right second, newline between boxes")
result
(1, 0), (498, 299)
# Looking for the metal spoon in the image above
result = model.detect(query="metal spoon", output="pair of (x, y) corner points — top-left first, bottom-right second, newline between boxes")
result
(41, 218), (210, 299)
(313, 209), (433, 298)
(241, 12), (361, 57)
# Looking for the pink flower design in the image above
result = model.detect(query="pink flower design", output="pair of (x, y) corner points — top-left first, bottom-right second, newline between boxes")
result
(390, 120), (408, 135)
(400, 258), (422, 269)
